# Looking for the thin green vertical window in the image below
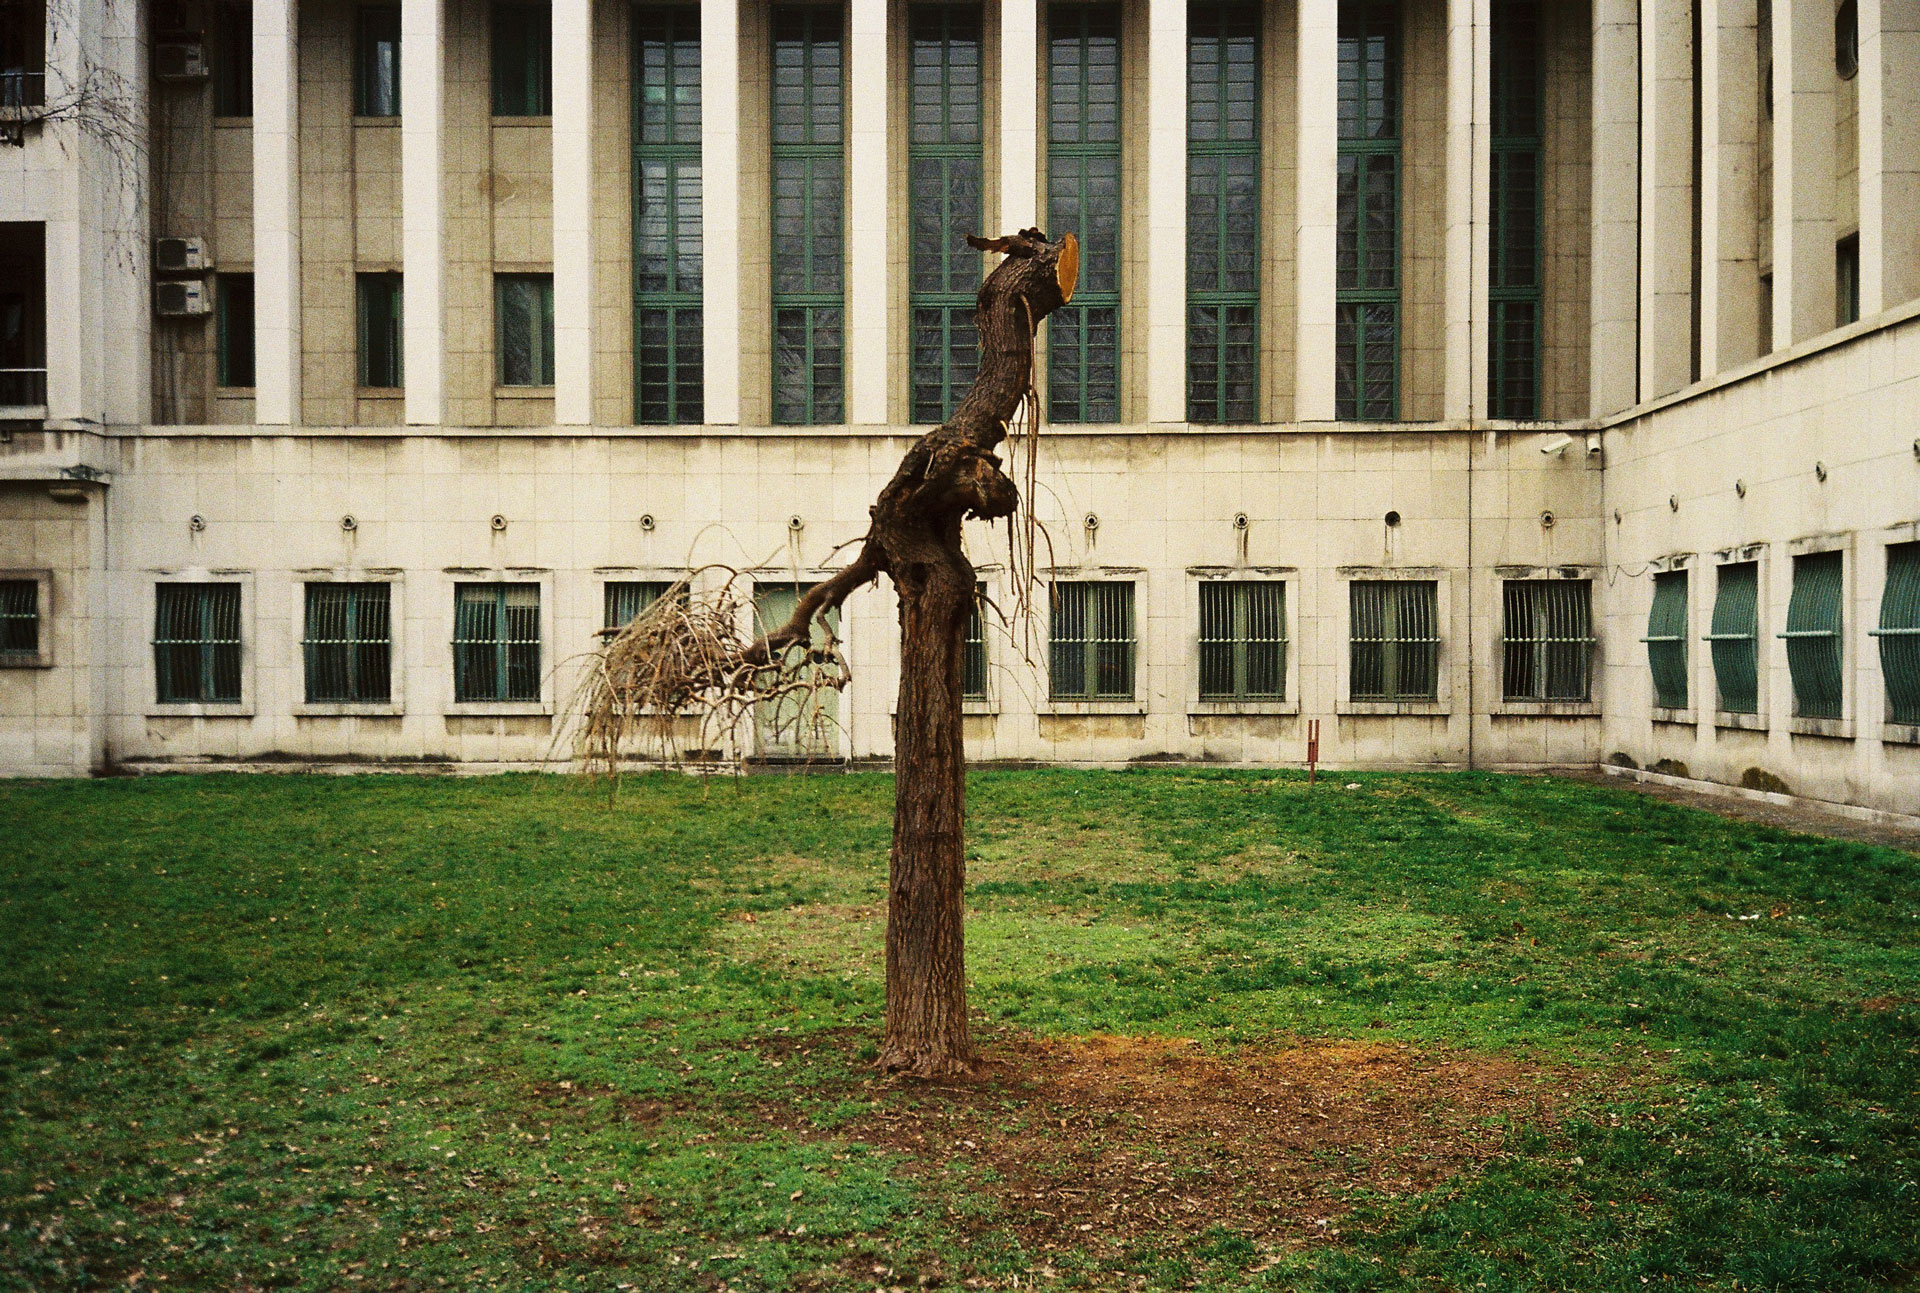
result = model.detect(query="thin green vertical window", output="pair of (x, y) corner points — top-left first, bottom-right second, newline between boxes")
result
(1186, 1), (1258, 423)
(454, 583), (541, 703)
(1336, 0), (1399, 420)
(1873, 543), (1920, 726)
(772, 5), (845, 425)
(1488, 0), (1542, 418)
(1048, 2), (1121, 423)
(217, 273), (255, 388)
(495, 273), (555, 386)
(1836, 233), (1860, 327)
(1350, 581), (1437, 701)
(1050, 582), (1135, 700)
(492, 2), (552, 115)
(357, 272), (403, 388)
(909, 3), (985, 424)
(1644, 570), (1689, 710)
(154, 583), (243, 704)
(1782, 551), (1843, 719)
(0, 580), (40, 661)
(1199, 581), (1286, 700)
(964, 583), (988, 700)
(302, 583), (392, 704)
(1706, 561), (1760, 713)
(634, 8), (703, 424)
(355, 5), (401, 117)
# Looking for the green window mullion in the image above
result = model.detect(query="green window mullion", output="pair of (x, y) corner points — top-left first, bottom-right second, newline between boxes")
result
(909, 3), (985, 424)
(1706, 562), (1761, 714)
(1336, 1), (1401, 421)
(772, 7), (845, 424)
(1782, 551), (1844, 719)
(635, 9), (703, 425)
(1187, 2), (1260, 423)
(1643, 570), (1690, 710)
(1874, 543), (1920, 725)
(1048, 3), (1121, 423)
(1488, 0), (1543, 418)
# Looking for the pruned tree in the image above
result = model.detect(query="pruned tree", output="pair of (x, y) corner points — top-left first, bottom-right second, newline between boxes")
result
(575, 227), (1079, 1077)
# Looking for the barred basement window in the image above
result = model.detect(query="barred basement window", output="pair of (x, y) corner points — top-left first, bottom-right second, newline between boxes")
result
(1781, 550), (1843, 719)
(1502, 580), (1594, 702)
(1643, 570), (1689, 710)
(492, 1), (553, 116)
(1873, 542), (1920, 726)
(604, 580), (671, 631)
(1706, 560), (1760, 713)
(771, 4), (845, 425)
(154, 583), (243, 705)
(217, 273), (255, 388)
(1488, 0), (1542, 419)
(964, 583), (988, 700)
(1199, 581), (1286, 700)
(1050, 581), (1135, 700)
(1335, 0), (1400, 420)
(909, 3), (985, 424)
(453, 583), (541, 703)
(357, 273), (404, 388)
(1186, 1), (1259, 423)
(495, 273), (555, 386)
(753, 581), (840, 752)
(355, 5), (401, 117)
(302, 583), (392, 704)
(634, 8), (703, 424)
(1047, 2), (1121, 423)
(1349, 580), (1438, 701)
(0, 578), (38, 664)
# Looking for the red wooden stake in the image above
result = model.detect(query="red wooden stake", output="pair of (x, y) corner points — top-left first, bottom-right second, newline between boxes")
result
(1307, 718), (1320, 786)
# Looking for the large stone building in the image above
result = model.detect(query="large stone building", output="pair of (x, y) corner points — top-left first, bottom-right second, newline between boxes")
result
(0, 0), (1915, 816)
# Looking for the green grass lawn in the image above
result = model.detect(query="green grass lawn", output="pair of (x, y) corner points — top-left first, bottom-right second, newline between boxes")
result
(0, 770), (1915, 1292)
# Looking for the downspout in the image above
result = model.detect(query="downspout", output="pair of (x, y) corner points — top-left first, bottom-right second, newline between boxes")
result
(1465, 8), (1481, 773)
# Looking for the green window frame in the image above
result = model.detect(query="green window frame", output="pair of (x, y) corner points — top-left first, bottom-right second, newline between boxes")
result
(1199, 580), (1286, 701)
(1488, 0), (1542, 418)
(217, 273), (255, 388)
(1502, 579), (1594, 702)
(495, 273), (555, 386)
(1705, 560), (1761, 714)
(302, 583), (392, 704)
(634, 8), (703, 424)
(154, 583), (243, 705)
(964, 583), (989, 701)
(1048, 2), (1121, 423)
(1186, 0), (1259, 423)
(1643, 569), (1689, 710)
(0, 579), (39, 663)
(213, 0), (253, 117)
(1350, 580), (1437, 701)
(355, 5), (401, 118)
(453, 583), (542, 704)
(604, 580), (672, 631)
(492, 1), (552, 116)
(908, 2), (985, 424)
(1335, 0), (1400, 420)
(1873, 542), (1920, 726)
(771, 4), (845, 425)
(1781, 550), (1844, 719)
(357, 272), (403, 388)
(1050, 581), (1135, 700)
(753, 581), (841, 753)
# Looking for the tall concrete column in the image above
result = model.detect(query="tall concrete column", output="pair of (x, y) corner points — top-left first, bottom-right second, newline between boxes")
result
(1294, 0), (1336, 422)
(1698, 0), (1761, 376)
(1589, 0), (1640, 415)
(1771, 0), (1836, 348)
(1639, 0), (1695, 397)
(1001, 0), (1040, 230)
(553, 0), (596, 425)
(1857, 0), (1920, 315)
(845, 0), (890, 424)
(1145, 0), (1186, 423)
(401, 0), (445, 425)
(253, 0), (301, 426)
(1443, 0), (1490, 421)
(700, 0), (742, 426)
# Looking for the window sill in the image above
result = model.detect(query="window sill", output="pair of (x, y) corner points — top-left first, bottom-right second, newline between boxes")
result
(446, 701), (552, 717)
(0, 653), (52, 670)
(1493, 700), (1601, 718)
(356, 387), (404, 399)
(145, 703), (254, 718)
(1188, 700), (1298, 716)
(212, 116), (253, 127)
(1651, 707), (1697, 725)
(491, 115), (553, 126)
(1789, 716), (1854, 740)
(962, 700), (997, 716)
(293, 703), (404, 718)
(1040, 700), (1147, 716)
(352, 116), (400, 127)
(1883, 722), (1920, 746)
(1338, 700), (1447, 716)
(1715, 710), (1767, 731)
(494, 386), (555, 399)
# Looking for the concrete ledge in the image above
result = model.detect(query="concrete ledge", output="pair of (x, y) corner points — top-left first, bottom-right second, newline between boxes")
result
(1601, 763), (1920, 831)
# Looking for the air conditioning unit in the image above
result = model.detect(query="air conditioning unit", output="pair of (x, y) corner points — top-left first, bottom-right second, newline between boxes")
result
(154, 44), (210, 81)
(155, 280), (212, 317)
(154, 237), (210, 273)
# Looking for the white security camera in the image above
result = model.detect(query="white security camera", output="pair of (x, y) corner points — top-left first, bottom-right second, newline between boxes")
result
(1539, 434), (1574, 456)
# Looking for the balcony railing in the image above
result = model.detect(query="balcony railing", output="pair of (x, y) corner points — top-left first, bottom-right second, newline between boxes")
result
(0, 368), (48, 410)
(0, 70), (46, 111)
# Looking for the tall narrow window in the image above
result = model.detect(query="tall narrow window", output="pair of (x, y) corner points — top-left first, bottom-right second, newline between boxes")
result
(303, 583), (392, 704)
(357, 272), (404, 388)
(495, 273), (555, 386)
(217, 273), (255, 388)
(1836, 233), (1860, 327)
(604, 580), (672, 631)
(771, 5), (845, 425)
(1350, 580), (1437, 701)
(1488, 0), (1542, 418)
(1186, 1), (1259, 423)
(213, 0), (253, 116)
(1199, 581), (1286, 700)
(355, 5), (402, 117)
(634, 9), (703, 424)
(1644, 570), (1689, 710)
(0, 0), (46, 109)
(454, 583), (542, 703)
(1336, 0), (1400, 420)
(909, 2), (984, 424)
(1707, 561), (1760, 713)
(154, 583), (243, 704)
(1502, 579), (1594, 702)
(1048, 2), (1121, 423)
(964, 585), (989, 701)
(1782, 551), (1843, 719)
(492, 2), (553, 115)
(1874, 543), (1920, 726)
(1050, 581), (1136, 700)
(0, 578), (39, 664)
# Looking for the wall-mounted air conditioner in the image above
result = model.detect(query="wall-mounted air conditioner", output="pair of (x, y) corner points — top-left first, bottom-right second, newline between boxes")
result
(155, 280), (212, 317)
(154, 44), (210, 81)
(155, 237), (211, 273)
